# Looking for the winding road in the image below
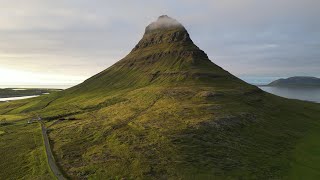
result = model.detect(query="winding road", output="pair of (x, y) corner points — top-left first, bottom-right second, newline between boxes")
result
(40, 122), (67, 180)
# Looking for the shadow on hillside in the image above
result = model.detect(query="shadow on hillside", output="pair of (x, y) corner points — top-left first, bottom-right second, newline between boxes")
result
(171, 114), (303, 179)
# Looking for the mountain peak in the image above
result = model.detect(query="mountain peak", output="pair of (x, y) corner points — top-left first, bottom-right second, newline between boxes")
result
(145, 15), (185, 34)
(133, 16), (193, 51)
(85, 15), (224, 88)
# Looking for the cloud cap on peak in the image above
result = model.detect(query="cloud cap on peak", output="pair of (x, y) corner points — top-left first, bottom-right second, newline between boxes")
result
(145, 15), (185, 34)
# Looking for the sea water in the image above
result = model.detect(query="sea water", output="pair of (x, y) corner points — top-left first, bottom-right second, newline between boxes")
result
(240, 77), (320, 103)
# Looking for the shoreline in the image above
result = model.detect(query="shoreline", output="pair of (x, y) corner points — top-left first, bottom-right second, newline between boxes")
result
(0, 95), (40, 102)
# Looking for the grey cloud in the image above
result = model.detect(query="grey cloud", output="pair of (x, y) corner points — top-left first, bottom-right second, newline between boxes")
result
(146, 15), (182, 31)
(0, 0), (319, 85)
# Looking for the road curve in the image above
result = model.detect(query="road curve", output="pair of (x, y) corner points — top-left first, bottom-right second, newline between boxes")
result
(40, 122), (67, 180)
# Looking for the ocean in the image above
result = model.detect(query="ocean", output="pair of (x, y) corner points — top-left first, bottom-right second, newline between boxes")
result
(240, 77), (320, 103)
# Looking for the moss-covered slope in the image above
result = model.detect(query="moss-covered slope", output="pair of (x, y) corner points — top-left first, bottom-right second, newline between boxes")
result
(0, 15), (320, 179)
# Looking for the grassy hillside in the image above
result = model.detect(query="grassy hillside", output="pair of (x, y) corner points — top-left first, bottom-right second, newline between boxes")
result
(0, 121), (54, 179)
(1, 84), (319, 179)
(0, 15), (319, 179)
(46, 87), (320, 179)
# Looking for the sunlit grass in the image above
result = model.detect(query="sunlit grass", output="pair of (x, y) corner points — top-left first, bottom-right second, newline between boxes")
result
(0, 26), (319, 179)
(0, 121), (54, 179)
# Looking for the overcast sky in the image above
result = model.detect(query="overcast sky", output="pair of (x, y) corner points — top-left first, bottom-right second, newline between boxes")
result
(0, 0), (319, 85)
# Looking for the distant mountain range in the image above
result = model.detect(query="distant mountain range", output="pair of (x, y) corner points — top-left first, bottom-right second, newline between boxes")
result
(268, 76), (320, 87)
(0, 88), (57, 98)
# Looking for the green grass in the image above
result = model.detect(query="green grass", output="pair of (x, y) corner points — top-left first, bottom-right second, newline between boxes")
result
(0, 24), (319, 179)
(288, 121), (320, 179)
(0, 114), (26, 121)
(0, 121), (54, 179)
(1, 61), (319, 179)
(43, 85), (320, 179)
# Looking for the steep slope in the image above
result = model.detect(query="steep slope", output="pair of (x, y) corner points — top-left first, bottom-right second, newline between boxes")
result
(12, 15), (253, 119)
(0, 16), (320, 179)
(69, 15), (245, 92)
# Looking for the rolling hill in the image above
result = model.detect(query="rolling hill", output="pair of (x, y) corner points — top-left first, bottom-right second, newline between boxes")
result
(0, 15), (320, 179)
(269, 76), (320, 87)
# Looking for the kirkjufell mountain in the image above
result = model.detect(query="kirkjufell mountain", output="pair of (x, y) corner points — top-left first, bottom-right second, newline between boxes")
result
(71, 15), (245, 92)
(0, 16), (319, 179)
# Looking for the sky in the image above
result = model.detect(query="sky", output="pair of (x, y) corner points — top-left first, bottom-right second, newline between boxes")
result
(0, 0), (319, 86)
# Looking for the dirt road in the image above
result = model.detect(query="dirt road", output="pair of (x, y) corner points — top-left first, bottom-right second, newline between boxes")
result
(40, 122), (67, 180)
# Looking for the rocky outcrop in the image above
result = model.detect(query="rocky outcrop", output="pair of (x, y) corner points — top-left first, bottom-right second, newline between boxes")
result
(133, 30), (192, 50)
(132, 16), (194, 51)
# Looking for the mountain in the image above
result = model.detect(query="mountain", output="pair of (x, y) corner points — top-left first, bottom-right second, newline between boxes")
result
(0, 16), (320, 179)
(69, 15), (243, 92)
(269, 76), (320, 87)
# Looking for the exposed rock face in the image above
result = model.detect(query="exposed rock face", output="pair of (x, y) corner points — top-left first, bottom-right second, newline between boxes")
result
(133, 15), (193, 51)
(133, 30), (192, 50)
(125, 15), (211, 71)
